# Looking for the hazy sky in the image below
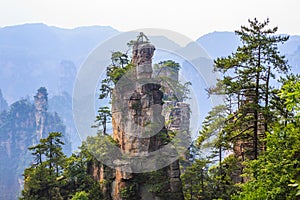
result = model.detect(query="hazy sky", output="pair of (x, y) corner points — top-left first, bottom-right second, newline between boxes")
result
(1, 0), (300, 39)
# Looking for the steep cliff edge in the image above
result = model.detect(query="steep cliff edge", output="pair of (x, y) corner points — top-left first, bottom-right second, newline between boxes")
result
(0, 87), (70, 200)
(90, 34), (189, 200)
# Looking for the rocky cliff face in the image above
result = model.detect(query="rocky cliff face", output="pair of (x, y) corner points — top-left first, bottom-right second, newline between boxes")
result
(34, 87), (48, 140)
(92, 34), (188, 200)
(0, 99), (36, 200)
(0, 87), (70, 200)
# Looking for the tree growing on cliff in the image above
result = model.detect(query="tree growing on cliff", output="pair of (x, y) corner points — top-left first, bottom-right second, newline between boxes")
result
(20, 133), (102, 200)
(97, 51), (133, 136)
(232, 75), (300, 199)
(94, 106), (111, 135)
(212, 18), (289, 159)
(99, 51), (132, 100)
(186, 18), (296, 200)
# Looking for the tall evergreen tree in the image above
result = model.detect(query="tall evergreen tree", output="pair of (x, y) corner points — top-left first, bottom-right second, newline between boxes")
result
(197, 105), (230, 176)
(212, 18), (289, 159)
(94, 106), (111, 135)
(21, 132), (66, 200)
(232, 75), (300, 199)
(20, 132), (102, 200)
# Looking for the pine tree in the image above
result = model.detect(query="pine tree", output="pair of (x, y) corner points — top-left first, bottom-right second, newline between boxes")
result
(197, 105), (230, 177)
(232, 75), (300, 199)
(212, 18), (289, 159)
(94, 106), (112, 135)
(20, 132), (66, 200)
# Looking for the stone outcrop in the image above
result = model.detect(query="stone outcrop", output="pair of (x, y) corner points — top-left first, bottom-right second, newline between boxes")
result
(93, 33), (188, 200)
(0, 87), (69, 200)
(34, 87), (48, 139)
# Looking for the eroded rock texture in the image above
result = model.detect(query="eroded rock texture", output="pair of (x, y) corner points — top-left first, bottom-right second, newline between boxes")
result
(34, 87), (48, 139)
(93, 34), (187, 200)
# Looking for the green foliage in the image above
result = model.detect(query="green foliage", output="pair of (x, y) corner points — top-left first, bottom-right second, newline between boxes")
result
(20, 132), (66, 199)
(99, 51), (132, 100)
(153, 60), (191, 102)
(279, 74), (300, 114)
(232, 122), (300, 199)
(182, 157), (239, 200)
(132, 167), (172, 198)
(158, 76), (191, 102)
(21, 164), (63, 200)
(16, 23), (300, 200)
(156, 60), (181, 71)
(94, 106), (112, 135)
(0, 92), (71, 199)
(232, 75), (300, 200)
(71, 191), (89, 200)
(20, 132), (102, 200)
(197, 104), (230, 152)
(193, 104), (239, 199)
(84, 132), (120, 162)
(127, 32), (150, 47)
(181, 159), (209, 200)
(146, 169), (169, 196)
(208, 155), (240, 199)
(155, 129), (171, 144)
(183, 18), (299, 200)
(289, 180), (300, 197)
(212, 18), (289, 159)
(97, 50), (133, 138)
(120, 182), (139, 200)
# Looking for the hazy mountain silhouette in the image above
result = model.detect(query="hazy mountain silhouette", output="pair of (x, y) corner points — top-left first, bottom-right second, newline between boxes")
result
(197, 31), (300, 73)
(0, 23), (119, 103)
(1, 25), (300, 103)
(197, 31), (241, 59)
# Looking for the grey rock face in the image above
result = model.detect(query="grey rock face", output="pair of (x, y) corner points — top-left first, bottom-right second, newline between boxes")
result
(34, 87), (48, 139)
(94, 34), (187, 200)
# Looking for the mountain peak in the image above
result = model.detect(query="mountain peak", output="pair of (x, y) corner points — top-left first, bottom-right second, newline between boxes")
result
(196, 31), (241, 59)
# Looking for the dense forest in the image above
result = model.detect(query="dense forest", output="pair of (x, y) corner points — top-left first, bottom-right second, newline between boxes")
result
(18, 18), (300, 200)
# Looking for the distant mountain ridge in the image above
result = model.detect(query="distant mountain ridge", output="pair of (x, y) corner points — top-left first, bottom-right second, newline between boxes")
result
(0, 23), (119, 103)
(197, 31), (300, 73)
(1, 24), (300, 103)
(196, 31), (241, 59)
(1, 24), (299, 151)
